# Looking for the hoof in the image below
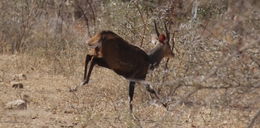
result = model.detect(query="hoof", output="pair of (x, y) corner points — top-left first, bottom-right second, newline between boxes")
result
(69, 80), (87, 92)
(80, 81), (87, 86)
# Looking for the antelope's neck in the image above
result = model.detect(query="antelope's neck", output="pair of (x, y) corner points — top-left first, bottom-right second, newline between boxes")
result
(148, 44), (165, 67)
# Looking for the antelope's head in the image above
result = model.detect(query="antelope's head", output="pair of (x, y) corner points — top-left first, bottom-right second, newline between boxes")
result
(154, 20), (175, 58)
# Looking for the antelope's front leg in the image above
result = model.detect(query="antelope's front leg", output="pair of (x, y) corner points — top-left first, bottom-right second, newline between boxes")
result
(81, 56), (95, 86)
(70, 55), (94, 92)
(128, 81), (136, 113)
(145, 84), (167, 108)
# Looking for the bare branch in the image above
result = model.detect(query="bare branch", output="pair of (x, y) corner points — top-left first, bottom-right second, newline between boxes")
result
(164, 21), (170, 44)
(154, 20), (160, 37)
(247, 110), (260, 128)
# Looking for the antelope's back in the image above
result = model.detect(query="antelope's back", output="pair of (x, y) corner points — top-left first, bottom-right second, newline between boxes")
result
(100, 32), (150, 78)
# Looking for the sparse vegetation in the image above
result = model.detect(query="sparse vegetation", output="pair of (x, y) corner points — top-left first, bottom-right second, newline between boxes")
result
(0, 0), (259, 128)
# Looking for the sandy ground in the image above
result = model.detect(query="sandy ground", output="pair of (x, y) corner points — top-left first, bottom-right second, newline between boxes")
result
(0, 55), (259, 128)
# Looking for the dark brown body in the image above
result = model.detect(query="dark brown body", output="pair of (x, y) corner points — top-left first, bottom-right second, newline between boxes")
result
(73, 28), (174, 112)
(100, 31), (150, 79)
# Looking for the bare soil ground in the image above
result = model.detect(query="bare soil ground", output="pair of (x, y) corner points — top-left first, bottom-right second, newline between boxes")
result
(0, 54), (259, 128)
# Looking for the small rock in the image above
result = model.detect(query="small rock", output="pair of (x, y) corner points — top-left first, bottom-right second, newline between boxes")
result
(31, 114), (38, 119)
(11, 82), (24, 89)
(64, 109), (74, 114)
(12, 73), (27, 81)
(5, 99), (27, 110)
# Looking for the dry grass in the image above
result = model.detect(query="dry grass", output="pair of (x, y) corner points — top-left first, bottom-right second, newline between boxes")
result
(0, 52), (259, 128)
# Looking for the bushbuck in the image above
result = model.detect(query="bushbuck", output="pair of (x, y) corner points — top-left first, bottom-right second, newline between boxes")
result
(71, 21), (175, 112)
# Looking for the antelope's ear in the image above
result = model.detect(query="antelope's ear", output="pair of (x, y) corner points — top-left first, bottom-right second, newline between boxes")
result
(159, 34), (166, 44)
